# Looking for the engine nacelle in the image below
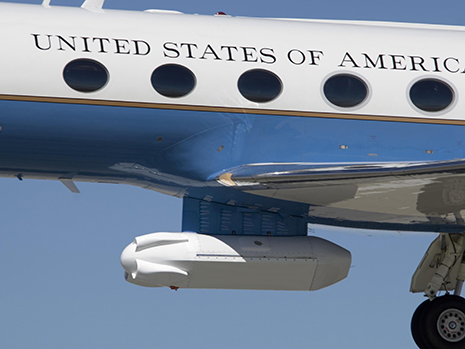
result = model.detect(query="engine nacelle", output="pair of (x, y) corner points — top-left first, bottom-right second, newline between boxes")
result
(120, 232), (351, 291)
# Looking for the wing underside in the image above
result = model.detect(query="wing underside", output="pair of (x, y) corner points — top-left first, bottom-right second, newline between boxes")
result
(211, 159), (465, 232)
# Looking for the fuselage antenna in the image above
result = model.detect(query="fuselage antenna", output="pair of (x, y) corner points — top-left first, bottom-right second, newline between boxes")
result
(81, 0), (105, 12)
(42, 0), (51, 8)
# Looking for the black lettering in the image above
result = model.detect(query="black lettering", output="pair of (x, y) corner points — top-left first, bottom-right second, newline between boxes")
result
(444, 57), (460, 73)
(432, 57), (441, 72)
(362, 53), (386, 69)
(308, 50), (323, 65)
(221, 46), (238, 61)
(338, 52), (360, 68)
(57, 35), (76, 51)
(163, 42), (179, 58)
(133, 40), (150, 55)
(241, 47), (258, 62)
(260, 48), (276, 64)
(93, 37), (110, 53)
(114, 39), (130, 54)
(32, 34), (52, 51)
(180, 43), (198, 58)
(390, 55), (406, 70)
(82, 37), (91, 52)
(200, 44), (221, 60)
(288, 49), (305, 65)
(410, 56), (428, 71)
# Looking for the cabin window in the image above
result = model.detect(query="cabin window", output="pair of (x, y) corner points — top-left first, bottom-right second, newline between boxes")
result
(151, 64), (196, 98)
(323, 74), (368, 108)
(409, 79), (454, 112)
(63, 59), (109, 93)
(238, 69), (282, 103)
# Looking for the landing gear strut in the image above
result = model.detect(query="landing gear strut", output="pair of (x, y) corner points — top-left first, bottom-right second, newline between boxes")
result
(411, 234), (465, 349)
(412, 296), (465, 348)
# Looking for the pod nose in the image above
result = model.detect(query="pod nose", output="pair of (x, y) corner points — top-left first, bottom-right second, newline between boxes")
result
(120, 243), (137, 274)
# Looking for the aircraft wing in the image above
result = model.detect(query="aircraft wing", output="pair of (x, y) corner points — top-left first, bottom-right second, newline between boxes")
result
(211, 159), (465, 232)
(215, 159), (465, 188)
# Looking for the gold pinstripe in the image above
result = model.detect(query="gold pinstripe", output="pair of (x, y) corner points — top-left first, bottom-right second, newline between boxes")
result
(1, 94), (464, 126)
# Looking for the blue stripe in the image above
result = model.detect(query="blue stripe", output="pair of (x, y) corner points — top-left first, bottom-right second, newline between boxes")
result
(1, 99), (464, 232)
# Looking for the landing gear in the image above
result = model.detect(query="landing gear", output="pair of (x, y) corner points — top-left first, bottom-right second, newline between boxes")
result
(411, 234), (465, 349)
(411, 300), (432, 349)
(412, 296), (465, 349)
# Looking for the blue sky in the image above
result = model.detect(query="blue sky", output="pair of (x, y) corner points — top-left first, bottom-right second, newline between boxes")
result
(1, 0), (463, 348)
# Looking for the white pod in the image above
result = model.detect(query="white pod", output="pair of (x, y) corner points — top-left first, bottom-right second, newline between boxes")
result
(121, 232), (351, 291)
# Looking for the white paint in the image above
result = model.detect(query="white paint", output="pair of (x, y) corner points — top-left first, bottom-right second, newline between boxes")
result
(2, 2), (465, 121)
(120, 232), (351, 290)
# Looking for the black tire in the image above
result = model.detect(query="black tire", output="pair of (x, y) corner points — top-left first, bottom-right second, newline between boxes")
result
(411, 299), (433, 349)
(423, 295), (465, 349)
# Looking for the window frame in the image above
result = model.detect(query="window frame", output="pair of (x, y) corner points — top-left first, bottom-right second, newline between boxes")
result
(63, 58), (109, 93)
(237, 68), (283, 103)
(321, 72), (371, 110)
(408, 77), (456, 115)
(150, 63), (196, 98)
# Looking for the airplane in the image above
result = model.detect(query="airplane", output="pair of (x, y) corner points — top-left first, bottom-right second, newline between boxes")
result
(1, 0), (465, 348)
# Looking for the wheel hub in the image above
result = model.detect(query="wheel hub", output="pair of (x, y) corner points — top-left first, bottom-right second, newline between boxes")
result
(437, 308), (465, 342)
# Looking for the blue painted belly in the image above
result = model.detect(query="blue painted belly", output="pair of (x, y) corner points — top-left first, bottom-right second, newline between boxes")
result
(1, 99), (464, 232)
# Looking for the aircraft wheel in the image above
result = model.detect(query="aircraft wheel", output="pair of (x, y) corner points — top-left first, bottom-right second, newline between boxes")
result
(411, 299), (433, 349)
(422, 295), (465, 349)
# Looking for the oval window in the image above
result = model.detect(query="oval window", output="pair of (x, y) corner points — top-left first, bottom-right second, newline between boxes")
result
(63, 59), (109, 93)
(238, 69), (282, 103)
(151, 64), (196, 98)
(323, 74), (368, 108)
(409, 79), (454, 112)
